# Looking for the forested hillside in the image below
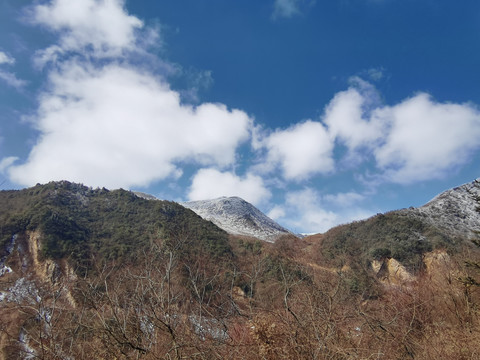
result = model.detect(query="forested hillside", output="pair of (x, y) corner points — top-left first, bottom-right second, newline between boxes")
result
(0, 181), (230, 269)
(1, 181), (480, 359)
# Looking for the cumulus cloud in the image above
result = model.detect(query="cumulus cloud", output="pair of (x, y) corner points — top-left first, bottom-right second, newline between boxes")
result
(323, 79), (480, 184)
(372, 94), (480, 183)
(188, 168), (271, 206)
(284, 189), (339, 234)
(277, 188), (372, 234)
(29, 0), (143, 63)
(254, 79), (480, 233)
(3, 0), (252, 189)
(254, 77), (480, 187)
(323, 86), (383, 151)
(256, 120), (334, 181)
(6, 63), (251, 188)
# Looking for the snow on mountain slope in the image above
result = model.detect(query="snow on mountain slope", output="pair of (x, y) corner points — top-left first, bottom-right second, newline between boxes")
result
(181, 197), (294, 242)
(400, 179), (480, 238)
(133, 191), (159, 200)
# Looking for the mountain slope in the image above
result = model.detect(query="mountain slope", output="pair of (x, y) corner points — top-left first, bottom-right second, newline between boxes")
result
(181, 197), (293, 242)
(0, 181), (231, 268)
(2, 181), (480, 359)
(310, 179), (480, 274)
(401, 179), (480, 238)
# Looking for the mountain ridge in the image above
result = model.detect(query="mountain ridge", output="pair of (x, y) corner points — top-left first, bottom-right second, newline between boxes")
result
(306, 178), (480, 275)
(2, 179), (480, 358)
(181, 196), (294, 242)
(0, 181), (231, 267)
(401, 178), (480, 239)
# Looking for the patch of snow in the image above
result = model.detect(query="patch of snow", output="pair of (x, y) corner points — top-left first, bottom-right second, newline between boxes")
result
(133, 191), (159, 200)
(182, 196), (294, 242)
(0, 234), (16, 277)
(140, 315), (156, 346)
(0, 265), (12, 277)
(19, 328), (36, 359)
(189, 315), (228, 341)
(2, 277), (40, 304)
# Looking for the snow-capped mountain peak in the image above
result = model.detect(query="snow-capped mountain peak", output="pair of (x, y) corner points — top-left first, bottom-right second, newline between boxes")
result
(181, 196), (293, 242)
(401, 179), (480, 238)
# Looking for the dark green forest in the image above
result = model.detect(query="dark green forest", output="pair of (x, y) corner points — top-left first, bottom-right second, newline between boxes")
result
(0, 181), (230, 270)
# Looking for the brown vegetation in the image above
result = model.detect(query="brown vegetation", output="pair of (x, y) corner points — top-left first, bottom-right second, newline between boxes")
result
(2, 231), (480, 359)
(2, 182), (480, 359)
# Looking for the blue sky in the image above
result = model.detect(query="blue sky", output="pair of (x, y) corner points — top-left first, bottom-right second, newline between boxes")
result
(1, 0), (480, 234)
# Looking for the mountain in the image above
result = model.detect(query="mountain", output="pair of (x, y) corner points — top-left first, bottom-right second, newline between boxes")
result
(181, 196), (293, 242)
(1, 180), (480, 359)
(309, 179), (480, 275)
(0, 181), (231, 268)
(401, 179), (480, 239)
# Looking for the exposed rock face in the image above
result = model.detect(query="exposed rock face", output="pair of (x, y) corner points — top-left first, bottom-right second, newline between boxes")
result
(1, 231), (77, 308)
(27, 230), (61, 283)
(400, 179), (480, 239)
(424, 250), (452, 273)
(181, 197), (293, 242)
(372, 258), (414, 285)
(372, 250), (458, 286)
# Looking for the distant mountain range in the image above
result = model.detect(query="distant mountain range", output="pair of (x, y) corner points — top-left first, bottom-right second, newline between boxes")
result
(181, 179), (480, 242)
(125, 180), (480, 243)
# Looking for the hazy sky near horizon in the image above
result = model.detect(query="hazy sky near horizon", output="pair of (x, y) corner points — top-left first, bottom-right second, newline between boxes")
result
(1, 0), (480, 233)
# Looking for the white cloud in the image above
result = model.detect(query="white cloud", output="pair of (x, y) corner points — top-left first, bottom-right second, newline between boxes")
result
(367, 68), (384, 81)
(0, 157), (18, 173)
(274, 188), (373, 234)
(323, 79), (480, 184)
(254, 78), (480, 187)
(323, 191), (365, 207)
(284, 188), (343, 233)
(372, 93), (480, 183)
(272, 0), (315, 19)
(6, 63), (252, 188)
(273, 0), (301, 18)
(323, 78), (384, 152)
(257, 120), (334, 181)
(179, 69), (214, 104)
(188, 168), (271, 206)
(267, 205), (286, 220)
(0, 52), (15, 65)
(0, 52), (26, 89)
(29, 0), (143, 63)
(2, 0), (253, 189)
(0, 71), (27, 89)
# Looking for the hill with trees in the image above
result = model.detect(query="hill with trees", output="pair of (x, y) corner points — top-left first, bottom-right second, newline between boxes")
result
(1, 180), (480, 359)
